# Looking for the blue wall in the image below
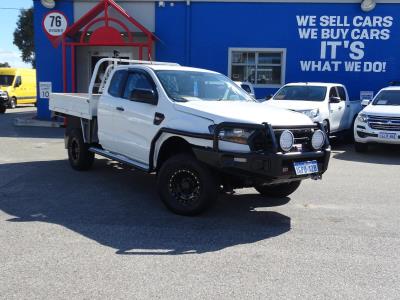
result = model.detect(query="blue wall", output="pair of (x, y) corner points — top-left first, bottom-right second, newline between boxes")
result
(156, 2), (400, 100)
(34, 0), (73, 120)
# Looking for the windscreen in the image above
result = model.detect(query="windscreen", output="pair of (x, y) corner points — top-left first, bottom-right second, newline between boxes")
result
(155, 70), (253, 102)
(0, 75), (15, 86)
(373, 90), (400, 106)
(273, 86), (327, 101)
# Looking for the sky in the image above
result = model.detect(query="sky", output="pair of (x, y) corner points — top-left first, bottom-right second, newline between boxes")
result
(0, 0), (34, 68)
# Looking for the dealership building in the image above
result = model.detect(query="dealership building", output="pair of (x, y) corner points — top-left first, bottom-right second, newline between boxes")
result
(33, 0), (400, 119)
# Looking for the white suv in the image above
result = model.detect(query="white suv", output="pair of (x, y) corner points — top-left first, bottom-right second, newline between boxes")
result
(354, 86), (400, 152)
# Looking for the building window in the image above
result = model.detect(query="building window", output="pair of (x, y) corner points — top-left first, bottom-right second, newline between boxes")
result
(229, 48), (286, 87)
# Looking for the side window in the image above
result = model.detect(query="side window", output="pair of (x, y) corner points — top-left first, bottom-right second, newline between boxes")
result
(337, 86), (346, 101)
(108, 70), (127, 97)
(123, 72), (155, 101)
(329, 87), (338, 98)
(14, 76), (22, 87)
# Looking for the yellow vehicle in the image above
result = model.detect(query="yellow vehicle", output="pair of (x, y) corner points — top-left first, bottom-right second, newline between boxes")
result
(0, 68), (37, 113)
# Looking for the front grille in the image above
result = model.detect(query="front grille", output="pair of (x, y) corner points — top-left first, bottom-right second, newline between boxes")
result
(368, 115), (400, 132)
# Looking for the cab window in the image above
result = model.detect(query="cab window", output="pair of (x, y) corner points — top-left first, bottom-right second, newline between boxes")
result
(329, 87), (339, 98)
(14, 76), (22, 88)
(122, 71), (157, 104)
(336, 86), (346, 101)
(108, 70), (127, 97)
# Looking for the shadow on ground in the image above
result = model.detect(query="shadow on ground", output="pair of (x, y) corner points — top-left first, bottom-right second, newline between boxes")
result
(0, 159), (291, 255)
(330, 137), (400, 165)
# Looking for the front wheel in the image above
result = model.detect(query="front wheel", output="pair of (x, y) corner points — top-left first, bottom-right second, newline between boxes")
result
(9, 97), (16, 109)
(67, 129), (95, 171)
(157, 154), (218, 216)
(255, 181), (301, 198)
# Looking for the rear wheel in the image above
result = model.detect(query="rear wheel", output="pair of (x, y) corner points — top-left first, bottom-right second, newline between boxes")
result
(67, 129), (95, 171)
(9, 97), (16, 109)
(354, 142), (368, 153)
(157, 154), (218, 216)
(255, 181), (301, 198)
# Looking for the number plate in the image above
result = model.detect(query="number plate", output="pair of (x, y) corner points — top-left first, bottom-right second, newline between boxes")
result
(294, 160), (319, 176)
(378, 132), (397, 140)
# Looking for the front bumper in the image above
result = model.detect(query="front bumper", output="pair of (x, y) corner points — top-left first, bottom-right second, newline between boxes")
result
(194, 121), (331, 182)
(354, 122), (400, 145)
(0, 95), (8, 103)
(194, 147), (331, 182)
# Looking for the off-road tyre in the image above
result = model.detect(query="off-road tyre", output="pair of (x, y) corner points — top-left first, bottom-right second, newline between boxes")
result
(255, 181), (302, 198)
(354, 142), (368, 153)
(157, 154), (218, 216)
(67, 129), (95, 171)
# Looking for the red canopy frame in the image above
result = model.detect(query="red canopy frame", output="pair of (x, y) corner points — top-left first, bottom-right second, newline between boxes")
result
(61, 0), (156, 92)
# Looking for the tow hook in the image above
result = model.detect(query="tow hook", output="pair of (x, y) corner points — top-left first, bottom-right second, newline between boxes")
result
(311, 174), (322, 180)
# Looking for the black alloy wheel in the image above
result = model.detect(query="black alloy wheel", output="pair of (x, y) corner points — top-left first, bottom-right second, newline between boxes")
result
(67, 129), (95, 171)
(157, 154), (218, 216)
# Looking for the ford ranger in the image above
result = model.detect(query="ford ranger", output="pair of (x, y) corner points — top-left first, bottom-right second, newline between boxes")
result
(49, 59), (331, 216)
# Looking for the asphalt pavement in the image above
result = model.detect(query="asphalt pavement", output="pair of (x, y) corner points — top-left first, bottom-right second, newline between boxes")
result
(1, 107), (399, 299)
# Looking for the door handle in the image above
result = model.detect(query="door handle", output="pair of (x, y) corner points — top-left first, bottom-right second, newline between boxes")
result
(116, 106), (124, 111)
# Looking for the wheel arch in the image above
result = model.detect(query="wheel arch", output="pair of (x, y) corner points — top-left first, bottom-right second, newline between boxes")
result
(155, 136), (194, 171)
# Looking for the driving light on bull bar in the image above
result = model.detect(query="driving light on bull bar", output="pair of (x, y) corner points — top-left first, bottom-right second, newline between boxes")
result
(311, 130), (326, 150)
(279, 130), (294, 152)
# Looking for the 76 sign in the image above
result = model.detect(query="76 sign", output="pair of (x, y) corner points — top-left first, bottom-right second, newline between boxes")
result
(43, 11), (68, 37)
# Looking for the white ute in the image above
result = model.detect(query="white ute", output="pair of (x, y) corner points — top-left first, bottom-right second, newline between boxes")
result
(50, 59), (331, 216)
(266, 82), (362, 138)
(354, 86), (400, 152)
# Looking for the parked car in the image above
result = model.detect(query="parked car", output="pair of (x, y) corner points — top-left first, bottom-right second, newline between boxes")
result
(50, 59), (331, 216)
(354, 86), (400, 152)
(0, 68), (37, 113)
(266, 82), (362, 137)
(234, 81), (255, 98)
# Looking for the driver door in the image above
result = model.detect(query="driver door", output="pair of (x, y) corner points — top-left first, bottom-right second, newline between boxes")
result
(111, 69), (160, 166)
(329, 87), (345, 132)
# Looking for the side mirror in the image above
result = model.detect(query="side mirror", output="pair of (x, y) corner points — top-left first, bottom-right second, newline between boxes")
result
(129, 88), (157, 104)
(329, 96), (341, 104)
(361, 99), (370, 107)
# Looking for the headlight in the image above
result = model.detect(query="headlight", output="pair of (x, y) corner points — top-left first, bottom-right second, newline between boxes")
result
(209, 125), (254, 145)
(279, 130), (294, 152)
(0, 91), (8, 99)
(357, 113), (368, 123)
(311, 130), (326, 150)
(301, 109), (320, 119)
